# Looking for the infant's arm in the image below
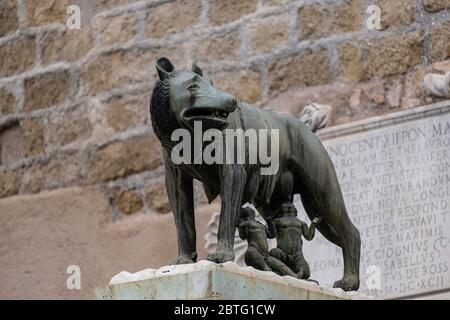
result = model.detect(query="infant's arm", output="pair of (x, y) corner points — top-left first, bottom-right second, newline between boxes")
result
(238, 222), (248, 240)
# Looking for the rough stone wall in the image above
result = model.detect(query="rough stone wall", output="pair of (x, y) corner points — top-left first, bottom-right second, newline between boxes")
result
(0, 0), (449, 221)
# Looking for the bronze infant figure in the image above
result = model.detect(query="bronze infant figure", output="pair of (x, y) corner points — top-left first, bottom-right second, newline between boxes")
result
(149, 57), (361, 291)
(237, 206), (307, 279)
(268, 202), (321, 280)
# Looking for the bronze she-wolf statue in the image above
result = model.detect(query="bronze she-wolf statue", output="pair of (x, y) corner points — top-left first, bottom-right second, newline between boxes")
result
(149, 57), (361, 291)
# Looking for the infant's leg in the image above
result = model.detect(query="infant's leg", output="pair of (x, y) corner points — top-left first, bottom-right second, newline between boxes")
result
(265, 256), (297, 278)
(269, 247), (287, 263)
(293, 252), (310, 279)
(244, 247), (271, 271)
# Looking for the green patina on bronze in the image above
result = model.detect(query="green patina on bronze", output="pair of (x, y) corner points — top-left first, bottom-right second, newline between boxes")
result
(149, 57), (361, 291)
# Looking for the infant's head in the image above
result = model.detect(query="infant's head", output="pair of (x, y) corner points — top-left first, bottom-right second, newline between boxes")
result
(281, 202), (297, 217)
(239, 207), (256, 221)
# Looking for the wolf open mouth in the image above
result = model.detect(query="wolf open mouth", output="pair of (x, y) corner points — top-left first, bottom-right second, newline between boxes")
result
(183, 107), (229, 120)
(182, 107), (230, 130)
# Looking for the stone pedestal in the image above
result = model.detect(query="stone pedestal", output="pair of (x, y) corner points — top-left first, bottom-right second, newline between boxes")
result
(94, 261), (375, 300)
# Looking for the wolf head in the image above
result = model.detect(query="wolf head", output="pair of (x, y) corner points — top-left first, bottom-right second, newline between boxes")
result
(151, 57), (238, 132)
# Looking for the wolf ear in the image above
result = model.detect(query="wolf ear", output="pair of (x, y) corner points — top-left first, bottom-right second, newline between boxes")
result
(155, 57), (174, 80)
(192, 60), (203, 77)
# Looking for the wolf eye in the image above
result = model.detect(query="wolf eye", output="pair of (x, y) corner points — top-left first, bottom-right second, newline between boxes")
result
(187, 83), (199, 91)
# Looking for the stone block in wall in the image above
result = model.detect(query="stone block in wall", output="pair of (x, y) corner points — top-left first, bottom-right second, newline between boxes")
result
(92, 0), (137, 14)
(339, 32), (424, 81)
(23, 70), (71, 112)
(104, 93), (148, 134)
(95, 12), (138, 45)
(47, 105), (93, 147)
(208, 0), (258, 26)
(25, 0), (69, 27)
(192, 31), (240, 63)
(0, 169), (21, 198)
(20, 118), (45, 158)
(0, 124), (24, 166)
(81, 46), (185, 95)
(0, 0), (19, 38)
(0, 87), (16, 116)
(402, 66), (428, 109)
(146, 0), (201, 39)
(248, 14), (290, 54)
(22, 151), (81, 194)
(265, 0), (289, 6)
(298, 0), (363, 39)
(373, 0), (415, 30)
(145, 176), (170, 214)
(422, 0), (450, 12)
(429, 21), (450, 63)
(366, 32), (423, 78)
(338, 42), (365, 83)
(114, 188), (144, 215)
(85, 135), (161, 184)
(0, 34), (36, 78)
(212, 68), (262, 104)
(268, 49), (333, 93)
(41, 28), (93, 65)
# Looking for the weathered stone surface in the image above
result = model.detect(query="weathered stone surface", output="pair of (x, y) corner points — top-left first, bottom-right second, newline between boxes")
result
(209, 0), (258, 26)
(105, 94), (148, 133)
(422, 0), (450, 12)
(248, 14), (289, 53)
(347, 80), (386, 119)
(115, 189), (144, 215)
(366, 32), (423, 78)
(21, 118), (45, 158)
(145, 176), (170, 213)
(265, 0), (289, 6)
(47, 107), (93, 147)
(338, 42), (365, 83)
(0, 34), (36, 78)
(385, 78), (403, 109)
(0, 0), (19, 37)
(25, 0), (69, 26)
(268, 50), (332, 93)
(263, 83), (354, 125)
(22, 151), (81, 193)
(41, 28), (93, 65)
(298, 0), (363, 39)
(24, 70), (71, 112)
(429, 21), (450, 62)
(85, 135), (161, 184)
(81, 46), (185, 95)
(403, 66), (427, 109)
(212, 68), (262, 103)
(0, 124), (24, 165)
(98, 261), (374, 300)
(81, 48), (146, 94)
(0, 187), (218, 298)
(92, 0), (136, 14)
(192, 31), (240, 63)
(298, 101), (450, 298)
(374, 0), (415, 29)
(0, 87), (15, 116)
(342, 33), (424, 81)
(96, 12), (138, 45)
(146, 0), (201, 38)
(0, 169), (21, 198)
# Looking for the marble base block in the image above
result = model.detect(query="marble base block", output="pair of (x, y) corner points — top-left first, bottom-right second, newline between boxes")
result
(94, 261), (375, 300)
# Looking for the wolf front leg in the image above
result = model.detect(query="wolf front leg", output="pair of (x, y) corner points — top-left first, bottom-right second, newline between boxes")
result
(207, 164), (246, 263)
(163, 151), (197, 265)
